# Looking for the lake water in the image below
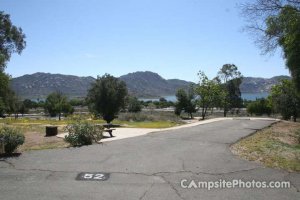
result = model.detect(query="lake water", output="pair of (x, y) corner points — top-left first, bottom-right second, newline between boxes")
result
(139, 92), (269, 102)
(241, 92), (269, 101)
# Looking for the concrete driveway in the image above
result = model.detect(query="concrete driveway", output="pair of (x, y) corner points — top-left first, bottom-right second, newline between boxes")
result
(0, 119), (299, 200)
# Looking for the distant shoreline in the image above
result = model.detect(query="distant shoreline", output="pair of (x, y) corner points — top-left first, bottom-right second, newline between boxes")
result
(139, 92), (269, 102)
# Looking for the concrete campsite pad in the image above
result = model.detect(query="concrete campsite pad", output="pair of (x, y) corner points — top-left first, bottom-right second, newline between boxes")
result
(1, 117), (298, 200)
(57, 117), (280, 142)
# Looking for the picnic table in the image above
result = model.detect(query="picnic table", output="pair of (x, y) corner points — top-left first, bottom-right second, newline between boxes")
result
(103, 128), (115, 137)
(96, 124), (119, 138)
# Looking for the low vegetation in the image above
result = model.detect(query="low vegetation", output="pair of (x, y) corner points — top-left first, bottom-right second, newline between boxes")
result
(0, 127), (25, 154)
(231, 121), (300, 172)
(247, 98), (272, 116)
(0, 110), (184, 152)
(64, 120), (103, 146)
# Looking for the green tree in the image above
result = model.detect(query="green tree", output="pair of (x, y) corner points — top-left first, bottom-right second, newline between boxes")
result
(226, 79), (243, 114)
(0, 98), (6, 117)
(175, 87), (197, 118)
(0, 11), (26, 115)
(158, 97), (168, 108)
(266, 6), (300, 92)
(269, 79), (300, 121)
(217, 64), (243, 117)
(69, 98), (86, 107)
(0, 71), (9, 116)
(86, 74), (128, 123)
(0, 11), (26, 71)
(5, 91), (21, 119)
(247, 98), (272, 116)
(127, 96), (142, 113)
(18, 101), (29, 116)
(240, 1), (300, 92)
(23, 99), (38, 109)
(45, 92), (74, 120)
(0, 71), (10, 115)
(195, 71), (224, 120)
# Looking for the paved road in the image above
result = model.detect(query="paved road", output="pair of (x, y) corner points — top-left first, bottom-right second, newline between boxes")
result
(0, 119), (299, 200)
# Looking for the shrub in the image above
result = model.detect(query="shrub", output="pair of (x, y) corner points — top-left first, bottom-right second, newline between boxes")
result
(127, 96), (142, 113)
(64, 120), (103, 146)
(118, 112), (154, 122)
(0, 127), (25, 154)
(246, 98), (272, 116)
(118, 111), (181, 122)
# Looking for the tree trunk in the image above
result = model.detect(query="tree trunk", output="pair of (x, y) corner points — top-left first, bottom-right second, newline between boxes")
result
(59, 113), (61, 121)
(202, 107), (208, 120)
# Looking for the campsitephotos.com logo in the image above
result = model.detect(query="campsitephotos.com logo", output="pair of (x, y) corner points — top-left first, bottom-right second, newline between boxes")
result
(180, 179), (291, 190)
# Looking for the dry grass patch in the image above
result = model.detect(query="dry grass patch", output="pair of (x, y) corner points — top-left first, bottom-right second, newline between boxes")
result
(231, 121), (300, 172)
(0, 123), (68, 152)
(0, 116), (182, 152)
(19, 128), (68, 151)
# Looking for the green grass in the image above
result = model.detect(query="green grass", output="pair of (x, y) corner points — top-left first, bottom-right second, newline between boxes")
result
(231, 121), (300, 172)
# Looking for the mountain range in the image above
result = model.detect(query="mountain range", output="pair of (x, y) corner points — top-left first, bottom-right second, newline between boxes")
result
(10, 71), (290, 99)
(240, 76), (290, 93)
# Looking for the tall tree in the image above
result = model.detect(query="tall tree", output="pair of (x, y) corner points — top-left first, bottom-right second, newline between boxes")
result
(217, 64), (243, 117)
(45, 92), (74, 120)
(0, 71), (10, 115)
(240, 0), (300, 92)
(226, 78), (243, 114)
(5, 90), (20, 119)
(86, 74), (128, 123)
(195, 71), (224, 120)
(269, 79), (300, 121)
(0, 11), (26, 116)
(0, 11), (26, 71)
(175, 87), (197, 119)
(127, 96), (142, 113)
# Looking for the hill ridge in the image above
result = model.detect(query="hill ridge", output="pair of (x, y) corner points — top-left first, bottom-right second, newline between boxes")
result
(10, 71), (291, 99)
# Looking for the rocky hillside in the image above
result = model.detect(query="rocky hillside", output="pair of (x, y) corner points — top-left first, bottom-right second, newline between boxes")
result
(11, 71), (192, 99)
(10, 73), (95, 99)
(119, 71), (192, 97)
(10, 72), (291, 99)
(240, 75), (291, 93)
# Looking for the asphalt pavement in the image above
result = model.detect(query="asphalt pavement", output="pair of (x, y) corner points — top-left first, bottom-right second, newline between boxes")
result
(0, 119), (299, 200)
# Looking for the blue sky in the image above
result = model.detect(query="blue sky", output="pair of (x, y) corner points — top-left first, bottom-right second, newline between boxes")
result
(1, 0), (289, 82)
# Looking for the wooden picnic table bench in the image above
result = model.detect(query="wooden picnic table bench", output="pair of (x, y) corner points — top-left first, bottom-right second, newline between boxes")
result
(103, 128), (116, 137)
(95, 124), (119, 138)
